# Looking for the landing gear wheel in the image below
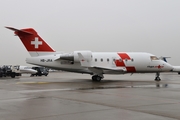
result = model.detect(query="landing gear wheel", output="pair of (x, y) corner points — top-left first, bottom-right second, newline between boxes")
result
(92, 76), (96, 81)
(92, 75), (102, 82)
(155, 77), (161, 81)
(11, 73), (15, 78)
(96, 76), (102, 81)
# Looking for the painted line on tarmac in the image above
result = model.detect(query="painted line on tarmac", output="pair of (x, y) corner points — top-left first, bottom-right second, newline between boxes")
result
(16, 88), (73, 93)
(16, 82), (49, 84)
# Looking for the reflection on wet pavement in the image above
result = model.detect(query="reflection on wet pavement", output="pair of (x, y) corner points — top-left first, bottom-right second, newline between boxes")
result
(0, 72), (180, 120)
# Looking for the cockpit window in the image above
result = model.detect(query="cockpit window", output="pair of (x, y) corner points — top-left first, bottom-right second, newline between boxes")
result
(150, 56), (159, 60)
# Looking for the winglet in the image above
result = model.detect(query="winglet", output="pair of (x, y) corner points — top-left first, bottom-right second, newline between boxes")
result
(78, 53), (92, 67)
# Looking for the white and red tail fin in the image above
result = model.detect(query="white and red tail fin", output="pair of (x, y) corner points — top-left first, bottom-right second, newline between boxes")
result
(5, 27), (55, 57)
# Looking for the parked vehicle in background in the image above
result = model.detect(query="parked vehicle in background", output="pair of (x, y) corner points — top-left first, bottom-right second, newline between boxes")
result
(0, 65), (21, 78)
(19, 66), (37, 74)
(31, 67), (49, 76)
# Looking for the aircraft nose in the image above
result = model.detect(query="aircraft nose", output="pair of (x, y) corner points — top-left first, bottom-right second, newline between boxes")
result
(164, 63), (173, 71)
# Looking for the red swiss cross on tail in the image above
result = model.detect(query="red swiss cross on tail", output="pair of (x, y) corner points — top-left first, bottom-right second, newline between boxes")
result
(31, 37), (42, 49)
(5, 27), (55, 57)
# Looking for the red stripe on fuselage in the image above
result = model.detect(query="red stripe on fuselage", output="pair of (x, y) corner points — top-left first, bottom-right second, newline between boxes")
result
(115, 60), (125, 66)
(126, 67), (136, 72)
(116, 53), (131, 67)
(118, 53), (131, 60)
(116, 53), (136, 72)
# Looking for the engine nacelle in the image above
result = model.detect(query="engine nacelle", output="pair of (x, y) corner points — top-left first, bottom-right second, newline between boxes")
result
(60, 51), (92, 63)
(74, 51), (92, 62)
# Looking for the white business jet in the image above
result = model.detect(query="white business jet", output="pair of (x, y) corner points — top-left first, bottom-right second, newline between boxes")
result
(6, 27), (173, 81)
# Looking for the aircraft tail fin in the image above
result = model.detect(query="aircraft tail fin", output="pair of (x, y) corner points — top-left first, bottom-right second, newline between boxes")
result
(5, 27), (55, 57)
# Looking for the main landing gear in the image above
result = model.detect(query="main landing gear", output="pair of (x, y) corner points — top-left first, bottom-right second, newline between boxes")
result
(92, 75), (103, 82)
(155, 72), (161, 81)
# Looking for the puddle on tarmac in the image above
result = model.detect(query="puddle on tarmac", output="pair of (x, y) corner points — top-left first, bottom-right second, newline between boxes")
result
(15, 83), (180, 94)
(76, 83), (180, 90)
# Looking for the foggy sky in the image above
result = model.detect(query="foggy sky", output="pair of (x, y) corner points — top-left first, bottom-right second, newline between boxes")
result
(0, 0), (180, 66)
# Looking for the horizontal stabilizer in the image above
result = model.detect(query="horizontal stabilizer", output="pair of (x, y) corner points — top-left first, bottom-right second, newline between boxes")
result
(5, 26), (33, 35)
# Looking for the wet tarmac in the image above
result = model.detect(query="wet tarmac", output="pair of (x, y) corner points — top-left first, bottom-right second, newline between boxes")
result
(0, 72), (180, 120)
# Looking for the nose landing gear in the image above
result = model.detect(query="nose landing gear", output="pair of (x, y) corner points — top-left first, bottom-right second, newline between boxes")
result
(155, 72), (161, 81)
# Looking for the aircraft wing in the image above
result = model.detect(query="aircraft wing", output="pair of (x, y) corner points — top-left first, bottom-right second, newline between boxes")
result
(77, 52), (126, 74)
(93, 66), (125, 71)
(87, 66), (126, 74)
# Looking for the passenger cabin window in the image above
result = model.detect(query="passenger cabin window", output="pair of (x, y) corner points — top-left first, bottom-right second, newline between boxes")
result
(150, 56), (159, 60)
(107, 58), (109, 62)
(95, 58), (97, 62)
(131, 58), (134, 62)
(101, 58), (103, 62)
